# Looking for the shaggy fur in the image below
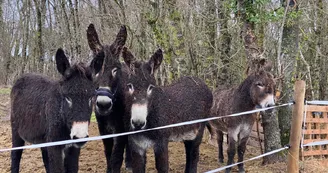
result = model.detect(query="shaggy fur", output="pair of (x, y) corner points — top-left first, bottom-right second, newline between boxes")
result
(209, 65), (275, 173)
(10, 48), (103, 173)
(122, 48), (213, 173)
(86, 24), (131, 173)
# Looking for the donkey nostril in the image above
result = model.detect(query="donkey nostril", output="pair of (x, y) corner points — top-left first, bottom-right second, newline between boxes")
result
(96, 101), (112, 110)
(72, 135), (89, 139)
(132, 120), (146, 130)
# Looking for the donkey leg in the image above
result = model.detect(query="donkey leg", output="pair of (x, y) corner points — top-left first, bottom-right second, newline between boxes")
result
(184, 140), (201, 173)
(11, 132), (25, 173)
(47, 146), (65, 173)
(129, 139), (147, 173)
(154, 141), (169, 173)
(217, 130), (224, 163)
(41, 147), (49, 173)
(130, 148), (146, 173)
(236, 137), (248, 173)
(184, 140), (192, 172)
(110, 136), (126, 173)
(103, 138), (114, 173)
(124, 139), (132, 171)
(225, 135), (237, 173)
(97, 120), (114, 173)
(64, 146), (81, 173)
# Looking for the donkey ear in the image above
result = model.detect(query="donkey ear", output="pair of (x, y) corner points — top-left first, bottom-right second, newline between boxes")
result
(87, 23), (103, 54)
(89, 51), (104, 75)
(55, 48), (70, 76)
(258, 59), (272, 72)
(122, 47), (136, 72)
(148, 49), (163, 75)
(110, 25), (127, 56)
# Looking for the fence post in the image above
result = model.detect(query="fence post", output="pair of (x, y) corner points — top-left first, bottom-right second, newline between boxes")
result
(287, 80), (306, 173)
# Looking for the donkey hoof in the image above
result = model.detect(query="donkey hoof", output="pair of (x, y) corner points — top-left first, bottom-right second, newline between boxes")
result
(225, 169), (231, 173)
(219, 158), (224, 163)
(238, 167), (245, 173)
(125, 166), (132, 172)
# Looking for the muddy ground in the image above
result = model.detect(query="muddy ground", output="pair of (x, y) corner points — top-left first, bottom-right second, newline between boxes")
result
(0, 87), (327, 173)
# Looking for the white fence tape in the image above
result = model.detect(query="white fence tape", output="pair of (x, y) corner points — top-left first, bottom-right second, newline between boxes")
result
(306, 100), (328, 105)
(0, 103), (293, 152)
(205, 146), (289, 173)
(303, 140), (328, 147)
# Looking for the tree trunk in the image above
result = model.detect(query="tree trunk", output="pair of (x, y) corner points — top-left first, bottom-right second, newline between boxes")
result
(278, 0), (299, 146)
(33, 0), (45, 73)
(21, 0), (31, 75)
(61, 0), (74, 61)
(68, 0), (81, 59)
(217, 0), (231, 86)
(317, 0), (327, 100)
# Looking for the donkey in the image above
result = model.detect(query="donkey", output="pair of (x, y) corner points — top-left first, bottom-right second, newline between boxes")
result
(209, 61), (275, 173)
(86, 24), (131, 172)
(122, 47), (213, 173)
(10, 48), (103, 173)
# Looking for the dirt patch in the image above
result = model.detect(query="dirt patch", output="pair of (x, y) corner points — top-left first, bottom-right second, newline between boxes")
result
(0, 87), (11, 121)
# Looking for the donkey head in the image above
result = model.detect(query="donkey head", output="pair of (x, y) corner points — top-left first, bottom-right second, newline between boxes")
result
(87, 24), (127, 115)
(248, 59), (276, 109)
(122, 47), (163, 130)
(56, 48), (103, 143)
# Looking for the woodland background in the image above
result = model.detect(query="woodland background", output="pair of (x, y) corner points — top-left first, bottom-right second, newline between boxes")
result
(0, 0), (327, 163)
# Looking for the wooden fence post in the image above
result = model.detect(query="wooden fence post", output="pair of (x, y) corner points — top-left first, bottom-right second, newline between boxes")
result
(287, 80), (306, 173)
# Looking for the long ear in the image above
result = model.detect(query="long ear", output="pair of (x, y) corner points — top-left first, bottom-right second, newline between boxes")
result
(148, 49), (163, 75)
(55, 48), (70, 76)
(89, 51), (105, 75)
(258, 59), (272, 72)
(87, 23), (103, 54)
(122, 47), (136, 73)
(110, 25), (127, 56)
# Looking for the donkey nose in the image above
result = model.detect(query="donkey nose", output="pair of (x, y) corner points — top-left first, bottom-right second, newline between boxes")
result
(131, 120), (146, 130)
(96, 100), (112, 110)
(73, 135), (89, 139)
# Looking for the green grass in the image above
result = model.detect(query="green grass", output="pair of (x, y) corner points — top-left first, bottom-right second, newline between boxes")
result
(0, 88), (11, 95)
(91, 111), (97, 123)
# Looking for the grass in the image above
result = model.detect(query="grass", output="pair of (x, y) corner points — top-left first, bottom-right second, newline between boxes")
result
(0, 88), (11, 95)
(91, 111), (97, 123)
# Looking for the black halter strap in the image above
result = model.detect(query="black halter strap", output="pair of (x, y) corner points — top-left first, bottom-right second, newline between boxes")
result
(95, 87), (116, 100)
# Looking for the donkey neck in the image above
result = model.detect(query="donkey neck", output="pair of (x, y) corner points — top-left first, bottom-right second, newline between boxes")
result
(234, 79), (256, 111)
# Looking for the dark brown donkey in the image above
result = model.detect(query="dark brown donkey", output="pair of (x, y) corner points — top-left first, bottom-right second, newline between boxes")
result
(86, 24), (131, 172)
(122, 48), (213, 173)
(10, 48), (103, 173)
(209, 62), (275, 173)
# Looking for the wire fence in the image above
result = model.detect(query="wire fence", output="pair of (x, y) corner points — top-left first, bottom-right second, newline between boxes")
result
(3, 100), (328, 173)
(0, 102), (293, 152)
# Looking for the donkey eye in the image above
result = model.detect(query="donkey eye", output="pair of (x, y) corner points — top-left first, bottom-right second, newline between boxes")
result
(88, 98), (93, 107)
(127, 83), (134, 94)
(112, 68), (118, 77)
(147, 84), (155, 95)
(256, 82), (264, 87)
(148, 84), (155, 91)
(65, 97), (72, 108)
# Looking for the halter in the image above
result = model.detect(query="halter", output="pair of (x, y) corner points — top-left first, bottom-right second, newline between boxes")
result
(95, 87), (116, 101)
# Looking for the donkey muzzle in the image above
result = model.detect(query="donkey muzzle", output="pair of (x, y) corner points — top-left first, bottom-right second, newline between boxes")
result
(131, 120), (146, 130)
(70, 121), (89, 147)
(95, 87), (115, 113)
